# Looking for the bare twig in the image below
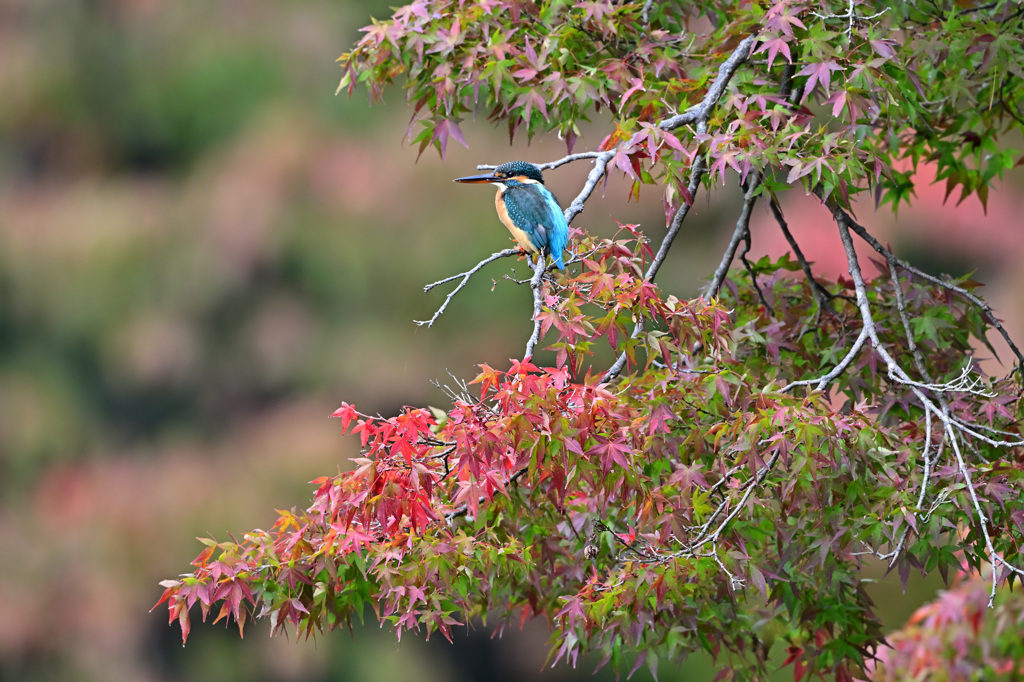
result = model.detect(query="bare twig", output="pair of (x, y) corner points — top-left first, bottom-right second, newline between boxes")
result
(476, 151), (606, 174)
(431, 370), (477, 406)
(811, 0), (889, 40)
(708, 543), (746, 590)
(737, 201), (772, 314)
(417, 248), (521, 327)
(877, 409), (938, 566)
(691, 449), (780, 550)
(647, 151), (708, 283)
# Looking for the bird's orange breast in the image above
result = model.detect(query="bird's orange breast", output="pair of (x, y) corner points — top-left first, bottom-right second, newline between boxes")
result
(495, 189), (539, 254)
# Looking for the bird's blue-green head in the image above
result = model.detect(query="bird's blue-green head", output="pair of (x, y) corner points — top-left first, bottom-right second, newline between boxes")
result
(493, 161), (545, 183)
(453, 161), (545, 185)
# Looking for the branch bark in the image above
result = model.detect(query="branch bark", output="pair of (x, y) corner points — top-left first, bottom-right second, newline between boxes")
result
(524, 256), (548, 358)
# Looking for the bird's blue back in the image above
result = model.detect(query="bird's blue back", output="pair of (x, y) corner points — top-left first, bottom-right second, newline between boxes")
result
(502, 180), (569, 269)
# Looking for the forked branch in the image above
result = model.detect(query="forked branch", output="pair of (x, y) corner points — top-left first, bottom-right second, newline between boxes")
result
(841, 210), (1024, 377)
(831, 207), (1024, 606)
(417, 248), (521, 327)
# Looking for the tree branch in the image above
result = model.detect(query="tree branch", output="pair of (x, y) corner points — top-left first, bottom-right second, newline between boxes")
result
(416, 248), (521, 327)
(657, 36), (756, 133)
(833, 208), (1024, 606)
(768, 196), (835, 311)
(704, 176), (761, 300)
(483, 35), (757, 228)
(641, 0), (657, 24)
(565, 151), (614, 224)
(524, 257), (548, 358)
(783, 327), (870, 393)
(737, 212), (773, 314)
(841, 211), (1024, 378)
(597, 43), (758, 382)
(602, 150), (709, 382)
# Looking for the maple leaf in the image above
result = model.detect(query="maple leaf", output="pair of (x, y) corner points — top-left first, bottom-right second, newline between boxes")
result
(618, 77), (646, 113)
(797, 60), (844, 102)
(754, 36), (793, 69)
(589, 438), (632, 471)
(514, 88), (550, 124)
(647, 402), (676, 435)
(764, 1), (806, 37)
(330, 402), (359, 432)
(427, 17), (462, 57)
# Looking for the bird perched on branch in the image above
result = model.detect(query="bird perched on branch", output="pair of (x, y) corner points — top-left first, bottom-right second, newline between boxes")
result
(454, 161), (569, 269)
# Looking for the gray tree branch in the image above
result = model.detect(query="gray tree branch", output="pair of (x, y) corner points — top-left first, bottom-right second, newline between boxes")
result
(833, 208), (1024, 606)
(841, 210), (1024, 377)
(704, 176), (762, 300)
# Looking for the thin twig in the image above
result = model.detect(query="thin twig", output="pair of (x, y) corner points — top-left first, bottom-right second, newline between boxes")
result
(691, 450), (780, 550)
(810, 0), (889, 40)
(737, 202), (772, 314)
(476, 151), (606, 174)
(417, 248), (521, 327)
(768, 196), (835, 310)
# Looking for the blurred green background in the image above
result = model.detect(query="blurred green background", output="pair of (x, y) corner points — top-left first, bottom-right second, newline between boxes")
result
(1, 1), (1022, 681)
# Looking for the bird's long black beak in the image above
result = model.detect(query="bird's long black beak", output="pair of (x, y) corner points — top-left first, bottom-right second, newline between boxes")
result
(453, 173), (500, 183)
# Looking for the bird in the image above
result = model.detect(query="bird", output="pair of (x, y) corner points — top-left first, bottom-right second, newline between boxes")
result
(454, 161), (569, 269)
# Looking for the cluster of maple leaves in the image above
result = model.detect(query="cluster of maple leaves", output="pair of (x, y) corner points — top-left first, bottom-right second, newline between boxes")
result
(158, 218), (1022, 680)
(867, 571), (1024, 680)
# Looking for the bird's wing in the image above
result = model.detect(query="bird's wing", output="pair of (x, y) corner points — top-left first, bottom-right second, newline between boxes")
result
(504, 185), (566, 253)
(539, 192), (569, 269)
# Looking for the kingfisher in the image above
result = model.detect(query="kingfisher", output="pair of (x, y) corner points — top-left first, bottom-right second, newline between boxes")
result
(454, 161), (569, 269)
